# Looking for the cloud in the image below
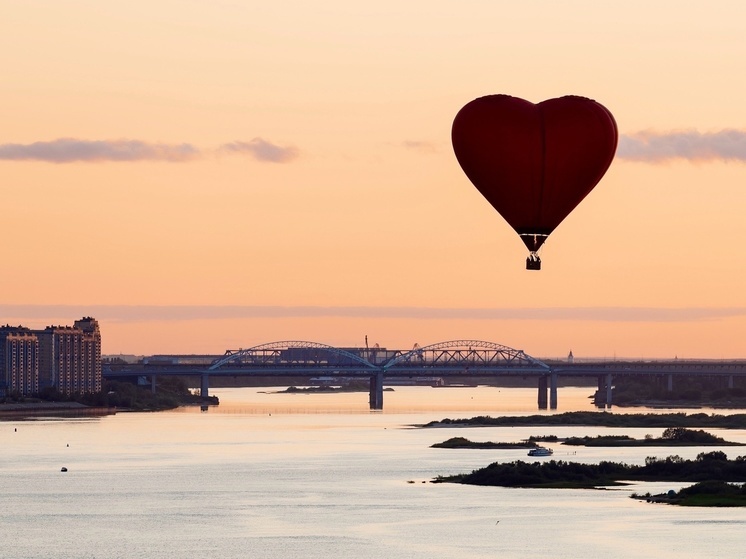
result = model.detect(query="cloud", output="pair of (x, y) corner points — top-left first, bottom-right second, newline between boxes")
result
(617, 130), (746, 163)
(2, 304), (745, 324)
(0, 137), (300, 164)
(402, 140), (438, 154)
(219, 138), (299, 163)
(0, 138), (200, 163)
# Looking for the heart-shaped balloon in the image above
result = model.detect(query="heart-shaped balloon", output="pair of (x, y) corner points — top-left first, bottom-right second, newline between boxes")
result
(452, 95), (617, 269)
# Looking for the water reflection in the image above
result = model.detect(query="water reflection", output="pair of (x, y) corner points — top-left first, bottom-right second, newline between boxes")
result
(198, 385), (596, 415)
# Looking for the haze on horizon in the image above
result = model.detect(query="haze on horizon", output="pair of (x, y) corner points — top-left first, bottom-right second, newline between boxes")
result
(2, 1), (746, 359)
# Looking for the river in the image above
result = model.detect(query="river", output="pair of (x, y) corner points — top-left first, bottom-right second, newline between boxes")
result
(2, 386), (745, 559)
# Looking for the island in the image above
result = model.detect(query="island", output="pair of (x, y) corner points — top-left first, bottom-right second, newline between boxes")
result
(633, 480), (746, 507)
(420, 411), (746, 429)
(431, 429), (743, 450)
(563, 427), (744, 447)
(434, 451), (746, 490)
(266, 384), (393, 394)
(432, 436), (546, 450)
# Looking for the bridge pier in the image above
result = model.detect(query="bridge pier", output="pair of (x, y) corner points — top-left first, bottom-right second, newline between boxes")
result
(537, 376), (548, 409)
(667, 373), (673, 392)
(549, 372), (558, 410)
(369, 372), (384, 410)
(200, 374), (210, 399)
(151, 375), (156, 394)
(606, 373), (613, 407)
(596, 374), (613, 407)
(729, 375), (735, 389)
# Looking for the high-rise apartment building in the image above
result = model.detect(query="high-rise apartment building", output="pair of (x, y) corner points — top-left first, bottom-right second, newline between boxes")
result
(37, 317), (102, 395)
(74, 317), (102, 394)
(0, 317), (102, 396)
(0, 326), (39, 396)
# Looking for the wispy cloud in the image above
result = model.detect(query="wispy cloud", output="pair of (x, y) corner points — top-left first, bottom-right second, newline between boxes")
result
(218, 138), (299, 163)
(618, 130), (746, 163)
(2, 304), (745, 324)
(402, 140), (438, 154)
(0, 138), (200, 163)
(0, 137), (299, 164)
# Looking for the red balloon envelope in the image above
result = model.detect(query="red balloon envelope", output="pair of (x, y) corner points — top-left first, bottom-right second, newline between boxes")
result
(452, 94), (617, 269)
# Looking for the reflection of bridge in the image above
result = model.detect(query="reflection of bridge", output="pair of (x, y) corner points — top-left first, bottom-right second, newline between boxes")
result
(103, 340), (746, 410)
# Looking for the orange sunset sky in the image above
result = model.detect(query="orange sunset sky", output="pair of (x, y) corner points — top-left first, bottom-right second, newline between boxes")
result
(2, 1), (746, 359)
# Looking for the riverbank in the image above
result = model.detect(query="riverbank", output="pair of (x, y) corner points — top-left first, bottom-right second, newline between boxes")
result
(0, 378), (219, 418)
(0, 401), (116, 419)
(611, 398), (746, 409)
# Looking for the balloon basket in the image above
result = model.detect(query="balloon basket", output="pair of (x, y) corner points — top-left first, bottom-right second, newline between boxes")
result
(526, 255), (542, 270)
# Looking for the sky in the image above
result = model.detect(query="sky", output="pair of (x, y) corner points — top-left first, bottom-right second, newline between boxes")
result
(2, 1), (746, 359)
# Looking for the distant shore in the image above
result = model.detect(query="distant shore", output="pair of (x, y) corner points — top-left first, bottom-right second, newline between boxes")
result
(0, 402), (117, 418)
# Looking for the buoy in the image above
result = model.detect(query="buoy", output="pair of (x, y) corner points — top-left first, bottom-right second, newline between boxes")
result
(60, 467), (68, 472)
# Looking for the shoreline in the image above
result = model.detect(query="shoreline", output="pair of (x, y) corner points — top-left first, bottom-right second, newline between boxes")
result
(0, 402), (117, 419)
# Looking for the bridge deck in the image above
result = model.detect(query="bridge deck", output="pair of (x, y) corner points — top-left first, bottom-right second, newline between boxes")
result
(104, 341), (746, 410)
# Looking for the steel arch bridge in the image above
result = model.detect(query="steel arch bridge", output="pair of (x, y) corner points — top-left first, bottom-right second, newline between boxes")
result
(208, 339), (549, 373)
(105, 339), (746, 411)
(203, 339), (551, 410)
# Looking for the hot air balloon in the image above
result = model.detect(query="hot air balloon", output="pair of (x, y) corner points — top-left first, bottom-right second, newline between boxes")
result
(451, 94), (617, 270)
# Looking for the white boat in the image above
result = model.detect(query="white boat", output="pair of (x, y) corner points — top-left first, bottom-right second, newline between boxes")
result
(527, 446), (553, 457)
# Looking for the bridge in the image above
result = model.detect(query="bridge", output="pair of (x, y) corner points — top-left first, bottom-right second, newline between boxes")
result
(103, 340), (746, 410)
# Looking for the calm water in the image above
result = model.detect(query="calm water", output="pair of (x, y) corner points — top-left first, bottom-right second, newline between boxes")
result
(2, 386), (746, 559)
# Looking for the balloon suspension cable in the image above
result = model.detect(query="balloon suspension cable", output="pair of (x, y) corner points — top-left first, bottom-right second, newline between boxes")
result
(526, 252), (541, 271)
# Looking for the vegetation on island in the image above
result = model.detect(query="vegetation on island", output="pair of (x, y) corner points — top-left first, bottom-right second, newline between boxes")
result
(563, 427), (742, 447)
(427, 416), (746, 506)
(431, 429), (741, 450)
(421, 411), (746, 429)
(277, 384), (393, 394)
(434, 451), (746, 489)
(431, 435), (556, 449)
(633, 480), (746, 507)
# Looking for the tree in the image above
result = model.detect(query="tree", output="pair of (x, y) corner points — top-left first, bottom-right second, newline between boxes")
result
(697, 451), (728, 462)
(662, 427), (686, 440)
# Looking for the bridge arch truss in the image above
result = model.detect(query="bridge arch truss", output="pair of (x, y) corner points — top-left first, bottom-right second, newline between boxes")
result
(208, 341), (379, 371)
(383, 340), (550, 373)
(208, 339), (549, 374)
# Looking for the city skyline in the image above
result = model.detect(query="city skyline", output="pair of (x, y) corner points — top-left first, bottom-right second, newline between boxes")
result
(2, 2), (746, 359)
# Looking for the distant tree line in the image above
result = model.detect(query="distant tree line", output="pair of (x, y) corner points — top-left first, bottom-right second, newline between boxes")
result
(436, 451), (746, 488)
(423, 411), (746, 429)
(641, 480), (746, 506)
(607, 375), (746, 406)
(563, 427), (739, 447)
(1, 377), (215, 410)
